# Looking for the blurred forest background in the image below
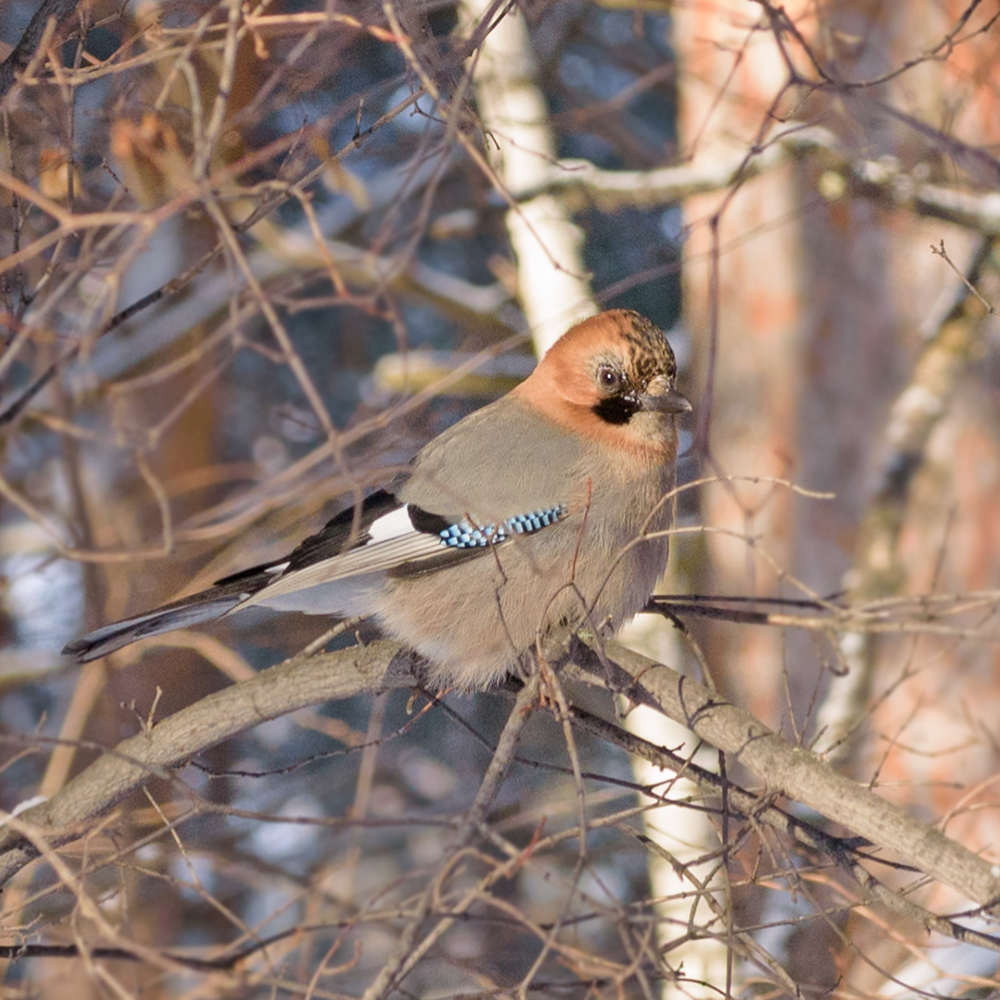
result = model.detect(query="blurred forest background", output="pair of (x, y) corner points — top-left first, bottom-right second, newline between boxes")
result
(1, 0), (1000, 997)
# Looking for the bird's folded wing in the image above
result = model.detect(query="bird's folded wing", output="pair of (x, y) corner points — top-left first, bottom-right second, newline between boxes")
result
(237, 498), (570, 610)
(63, 489), (568, 659)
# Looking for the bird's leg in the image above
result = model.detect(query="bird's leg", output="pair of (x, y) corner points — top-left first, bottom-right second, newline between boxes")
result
(529, 625), (579, 710)
(509, 648), (536, 686)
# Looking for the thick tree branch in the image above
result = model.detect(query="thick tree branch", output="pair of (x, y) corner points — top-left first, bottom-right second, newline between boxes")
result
(2, 629), (998, 920)
(0, 639), (414, 885)
(570, 635), (1000, 914)
(514, 126), (1000, 237)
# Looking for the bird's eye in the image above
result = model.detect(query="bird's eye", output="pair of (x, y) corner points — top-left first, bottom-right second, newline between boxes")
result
(597, 366), (621, 392)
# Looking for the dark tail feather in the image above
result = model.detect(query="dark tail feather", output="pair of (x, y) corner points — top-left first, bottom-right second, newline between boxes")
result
(62, 579), (260, 662)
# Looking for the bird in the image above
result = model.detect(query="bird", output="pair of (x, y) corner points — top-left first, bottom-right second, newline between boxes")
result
(64, 309), (691, 690)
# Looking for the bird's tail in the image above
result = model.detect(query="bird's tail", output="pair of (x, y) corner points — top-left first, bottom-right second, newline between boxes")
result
(62, 581), (255, 662)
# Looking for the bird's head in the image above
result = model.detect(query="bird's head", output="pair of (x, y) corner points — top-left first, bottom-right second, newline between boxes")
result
(513, 310), (691, 460)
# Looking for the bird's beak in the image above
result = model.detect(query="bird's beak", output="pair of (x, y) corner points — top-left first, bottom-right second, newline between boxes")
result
(639, 382), (692, 415)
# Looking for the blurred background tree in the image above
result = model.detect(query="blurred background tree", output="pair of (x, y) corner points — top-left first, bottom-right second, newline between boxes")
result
(0, 1), (999, 997)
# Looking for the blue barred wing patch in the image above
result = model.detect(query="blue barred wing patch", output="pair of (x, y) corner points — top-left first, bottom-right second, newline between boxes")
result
(438, 504), (568, 549)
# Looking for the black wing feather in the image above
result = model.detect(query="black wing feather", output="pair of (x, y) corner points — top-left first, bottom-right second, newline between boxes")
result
(283, 489), (401, 574)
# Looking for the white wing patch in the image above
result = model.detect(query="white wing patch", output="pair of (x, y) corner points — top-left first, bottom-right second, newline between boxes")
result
(366, 505), (418, 543)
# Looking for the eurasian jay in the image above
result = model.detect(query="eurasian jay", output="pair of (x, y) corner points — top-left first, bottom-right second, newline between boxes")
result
(64, 309), (691, 689)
